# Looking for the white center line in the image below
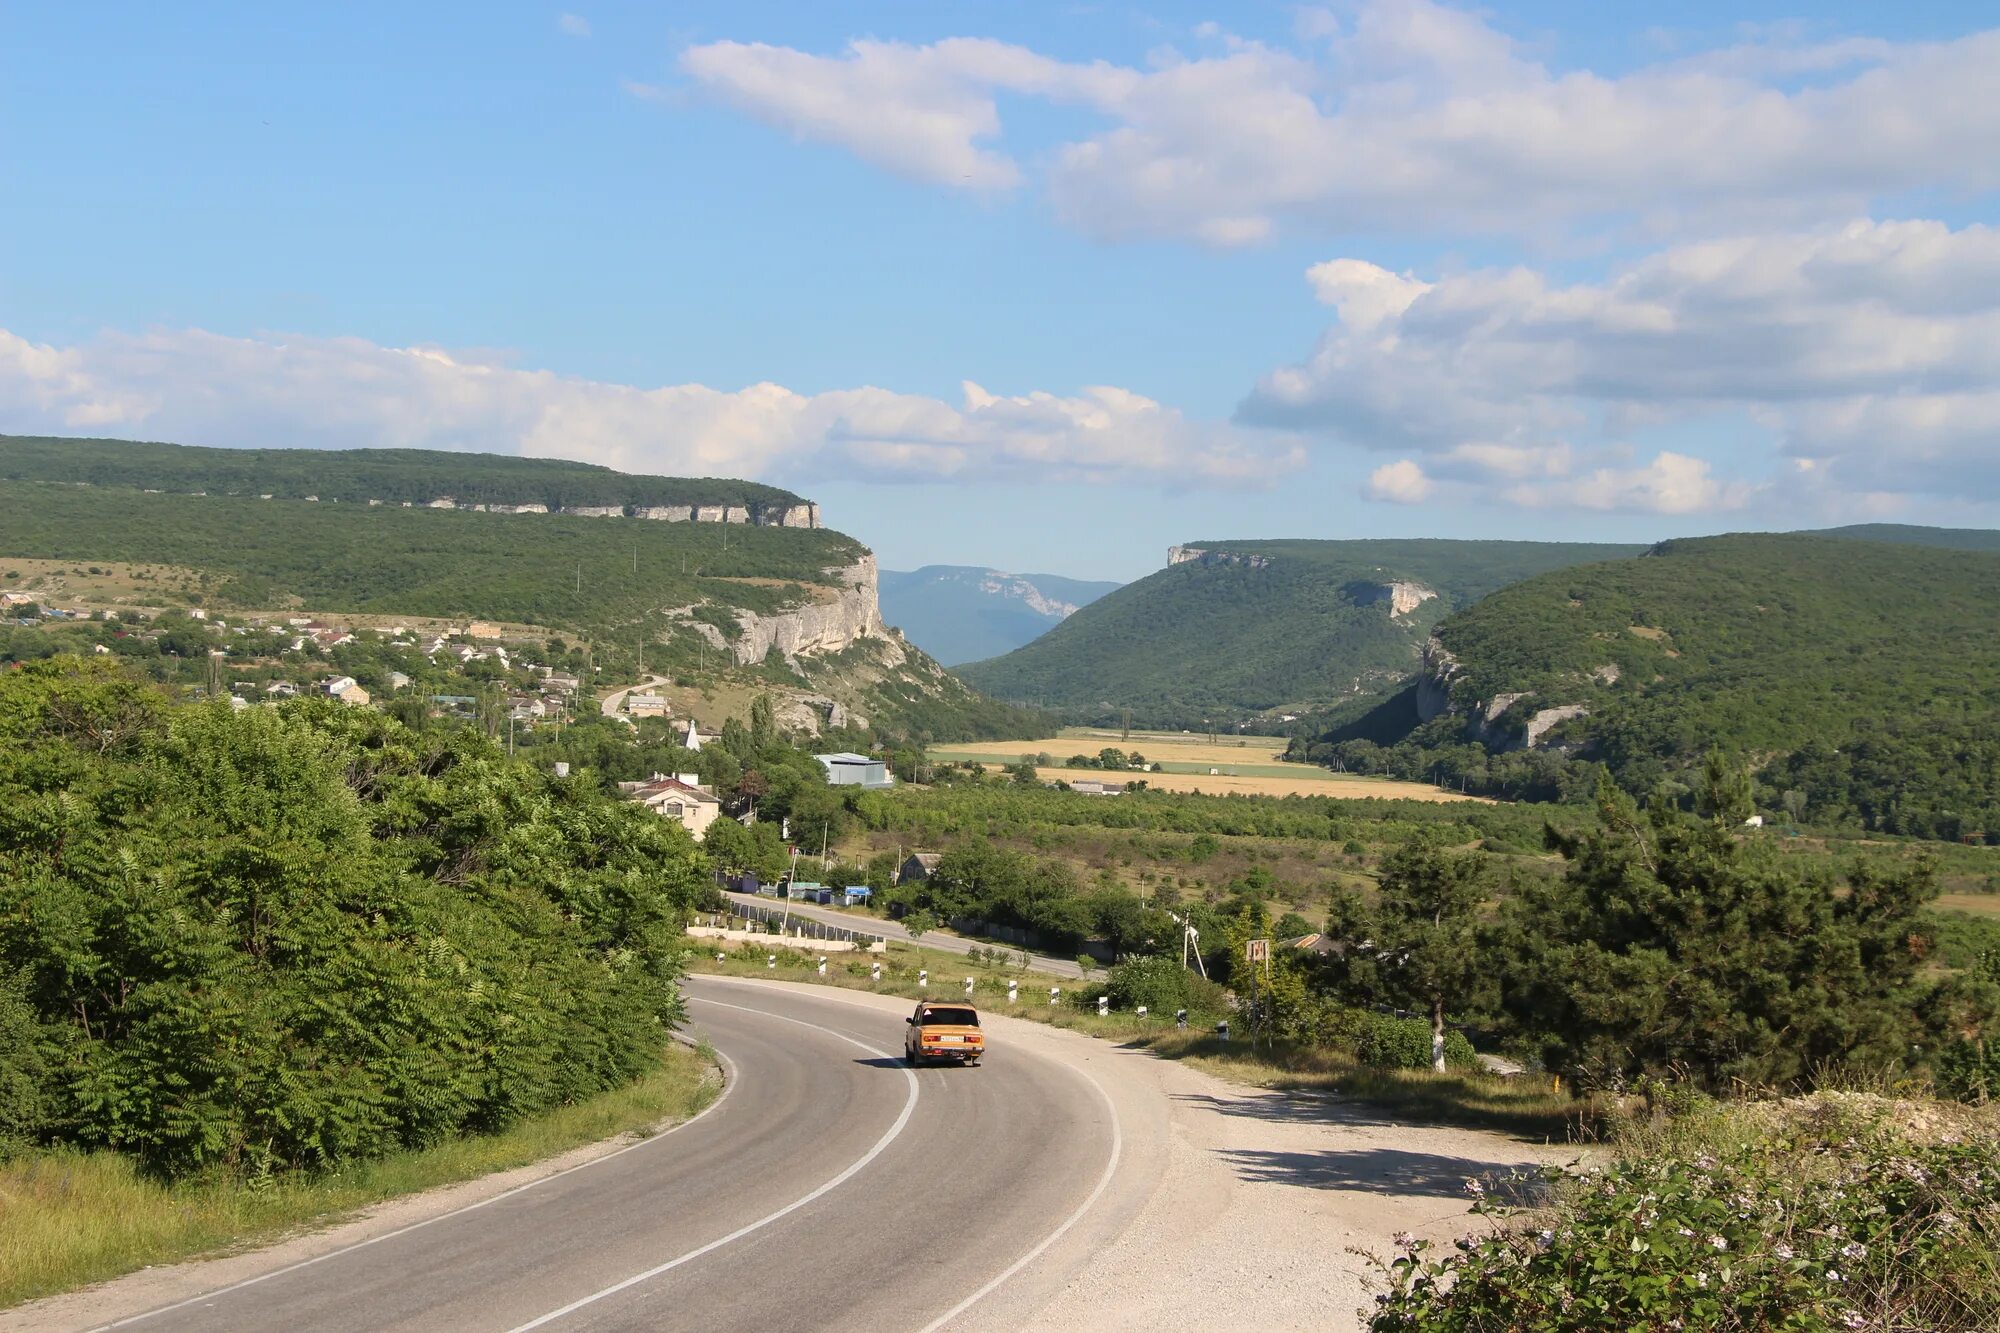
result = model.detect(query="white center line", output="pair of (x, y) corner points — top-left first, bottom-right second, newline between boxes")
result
(501, 994), (921, 1332)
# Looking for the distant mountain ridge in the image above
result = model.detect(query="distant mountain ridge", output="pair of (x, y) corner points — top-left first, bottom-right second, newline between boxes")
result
(880, 565), (1121, 666)
(956, 538), (1644, 725)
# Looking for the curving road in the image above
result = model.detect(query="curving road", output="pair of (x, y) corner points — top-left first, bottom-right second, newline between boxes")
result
(723, 892), (1087, 979)
(74, 979), (1135, 1333)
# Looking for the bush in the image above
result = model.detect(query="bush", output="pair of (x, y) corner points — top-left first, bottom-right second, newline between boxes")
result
(1370, 1097), (2000, 1331)
(1103, 954), (1227, 1017)
(1357, 1013), (1477, 1071)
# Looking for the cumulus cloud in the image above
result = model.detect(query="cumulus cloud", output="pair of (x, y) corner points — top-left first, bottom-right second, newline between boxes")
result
(1364, 459), (1433, 503)
(0, 325), (1302, 490)
(558, 13), (590, 38)
(675, 0), (2000, 245)
(1242, 219), (2000, 509)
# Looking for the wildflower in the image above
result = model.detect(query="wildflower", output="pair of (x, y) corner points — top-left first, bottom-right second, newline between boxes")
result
(1827, 1269), (1844, 1283)
(1839, 1242), (1867, 1261)
(1708, 1235), (1728, 1250)
(1392, 1232), (1415, 1250)
(1464, 1177), (1486, 1199)
(1773, 1242), (1795, 1260)
(1695, 1271), (1709, 1289)
(1676, 1227), (1695, 1238)
(1536, 1229), (1554, 1249)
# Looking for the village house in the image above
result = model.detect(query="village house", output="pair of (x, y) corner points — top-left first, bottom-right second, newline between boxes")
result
(464, 621), (504, 639)
(1068, 779), (1128, 797)
(622, 773), (721, 841)
(626, 692), (670, 718)
(898, 852), (942, 884)
(324, 677), (371, 707)
(386, 671), (412, 691)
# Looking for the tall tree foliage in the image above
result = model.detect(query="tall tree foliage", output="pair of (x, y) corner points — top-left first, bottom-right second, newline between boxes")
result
(0, 658), (706, 1178)
(1496, 772), (1938, 1091)
(1371, 835), (1492, 1072)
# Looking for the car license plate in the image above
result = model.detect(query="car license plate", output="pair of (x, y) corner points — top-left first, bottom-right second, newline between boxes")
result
(938, 1035), (960, 1042)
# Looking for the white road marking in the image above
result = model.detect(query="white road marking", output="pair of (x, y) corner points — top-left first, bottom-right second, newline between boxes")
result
(501, 994), (922, 1331)
(93, 1039), (739, 1331)
(914, 1058), (1124, 1333)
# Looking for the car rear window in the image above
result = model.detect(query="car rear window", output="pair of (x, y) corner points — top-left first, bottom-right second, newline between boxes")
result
(920, 1007), (979, 1027)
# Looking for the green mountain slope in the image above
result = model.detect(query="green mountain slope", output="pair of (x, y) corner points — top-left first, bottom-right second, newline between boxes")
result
(879, 565), (1122, 665)
(1300, 532), (2000, 838)
(956, 538), (1642, 724)
(0, 439), (1043, 742)
(0, 433), (805, 512)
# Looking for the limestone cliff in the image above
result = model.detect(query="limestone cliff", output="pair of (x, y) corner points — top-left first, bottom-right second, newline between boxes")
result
(1414, 635), (1590, 750)
(1166, 546), (1273, 570)
(675, 554), (898, 669)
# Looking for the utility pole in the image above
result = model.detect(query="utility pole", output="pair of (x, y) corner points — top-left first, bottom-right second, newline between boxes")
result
(575, 563), (581, 595)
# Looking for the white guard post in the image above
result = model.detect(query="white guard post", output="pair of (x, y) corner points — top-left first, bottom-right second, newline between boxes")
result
(816, 958), (827, 977)
(766, 955), (776, 969)
(918, 969), (928, 990)
(1136, 1005), (1148, 1018)
(964, 976), (974, 995)
(871, 962), (882, 982)
(1050, 986), (1061, 1006)
(1007, 980), (1019, 1002)
(1097, 995), (1109, 1016)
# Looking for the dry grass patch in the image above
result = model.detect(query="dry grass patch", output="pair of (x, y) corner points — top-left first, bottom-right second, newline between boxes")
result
(0, 1044), (718, 1310)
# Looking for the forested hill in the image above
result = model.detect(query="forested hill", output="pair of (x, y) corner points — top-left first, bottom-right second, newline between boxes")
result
(1808, 523), (2000, 552)
(955, 538), (1642, 725)
(1298, 531), (2000, 839)
(0, 448), (1044, 742)
(0, 434), (805, 513)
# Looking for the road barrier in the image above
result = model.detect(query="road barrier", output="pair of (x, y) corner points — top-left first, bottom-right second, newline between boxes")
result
(718, 901), (888, 952)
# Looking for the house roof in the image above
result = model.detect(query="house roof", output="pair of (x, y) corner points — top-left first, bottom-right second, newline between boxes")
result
(816, 752), (875, 764)
(632, 777), (720, 806)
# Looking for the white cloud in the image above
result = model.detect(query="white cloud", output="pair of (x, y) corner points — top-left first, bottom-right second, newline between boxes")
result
(675, 1), (2000, 245)
(1363, 459), (1432, 503)
(558, 13), (590, 38)
(0, 325), (1302, 492)
(1246, 219), (2000, 509)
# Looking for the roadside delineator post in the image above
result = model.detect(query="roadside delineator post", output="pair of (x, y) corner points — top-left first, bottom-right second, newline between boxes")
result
(964, 976), (974, 995)
(766, 954), (776, 970)
(918, 969), (928, 990)
(1007, 980), (1019, 1003)
(715, 952), (725, 962)
(1176, 1008), (1188, 1029)
(1097, 996), (1109, 1017)
(871, 962), (882, 983)
(1216, 1020), (1229, 1043)
(816, 958), (827, 978)
(1136, 1005), (1148, 1019)
(1050, 986), (1060, 1006)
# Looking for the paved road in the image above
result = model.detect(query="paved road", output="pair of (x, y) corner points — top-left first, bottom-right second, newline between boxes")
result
(597, 675), (670, 720)
(89, 978), (1124, 1333)
(725, 892), (1087, 980)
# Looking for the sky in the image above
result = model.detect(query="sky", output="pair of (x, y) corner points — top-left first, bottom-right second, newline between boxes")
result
(4, 1), (1999, 582)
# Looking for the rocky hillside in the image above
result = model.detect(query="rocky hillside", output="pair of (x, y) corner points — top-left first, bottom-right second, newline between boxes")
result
(1296, 531), (2000, 837)
(879, 565), (1121, 665)
(957, 538), (1640, 726)
(0, 438), (1039, 741)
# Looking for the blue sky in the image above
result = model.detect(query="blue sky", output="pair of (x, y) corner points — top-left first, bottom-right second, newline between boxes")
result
(5, 2), (1999, 580)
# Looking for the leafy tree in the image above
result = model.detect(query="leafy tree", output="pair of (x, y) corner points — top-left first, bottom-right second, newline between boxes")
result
(1371, 834), (1492, 1071)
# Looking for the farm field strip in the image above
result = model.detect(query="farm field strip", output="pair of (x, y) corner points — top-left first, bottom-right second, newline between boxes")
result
(1009, 764), (1485, 802)
(929, 729), (1292, 768)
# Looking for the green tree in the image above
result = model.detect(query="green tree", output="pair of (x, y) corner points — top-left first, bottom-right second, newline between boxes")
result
(1372, 834), (1491, 1072)
(1499, 773), (1937, 1091)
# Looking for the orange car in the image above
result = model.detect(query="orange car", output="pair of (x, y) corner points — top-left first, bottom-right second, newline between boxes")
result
(904, 1000), (985, 1066)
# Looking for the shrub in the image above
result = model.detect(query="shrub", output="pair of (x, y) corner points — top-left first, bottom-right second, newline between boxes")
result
(1357, 1013), (1477, 1070)
(1370, 1096), (2000, 1332)
(1104, 954), (1227, 1016)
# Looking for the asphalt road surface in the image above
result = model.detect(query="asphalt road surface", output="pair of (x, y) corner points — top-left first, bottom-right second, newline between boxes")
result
(724, 891), (1087, 979)
(89, 978), (1126, 1333)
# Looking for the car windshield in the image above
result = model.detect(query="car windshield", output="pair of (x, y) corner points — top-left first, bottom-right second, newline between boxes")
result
(920, 1007), (979, 1027)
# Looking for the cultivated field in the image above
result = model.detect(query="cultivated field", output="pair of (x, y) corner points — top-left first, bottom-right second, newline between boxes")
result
(929, 728), (1487, 803)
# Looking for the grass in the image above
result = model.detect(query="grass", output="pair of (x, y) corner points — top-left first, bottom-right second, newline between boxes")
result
(0, 1042), (719, 1311)
(690, 943), (1590, 1140)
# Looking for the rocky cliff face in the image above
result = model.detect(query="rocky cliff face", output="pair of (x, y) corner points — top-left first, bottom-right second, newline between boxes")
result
(676, 554), (898, 669)
(1353, 580), (1438, 618)
(1414, 635), (1589, 749)
(1167, 546), (1272, 569)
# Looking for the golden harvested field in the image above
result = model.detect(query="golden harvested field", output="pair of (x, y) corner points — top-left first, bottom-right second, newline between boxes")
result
(934, 728), (1291, 768)
(986, 764), (1481, 803)
(1938, 893), (2000, 918)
